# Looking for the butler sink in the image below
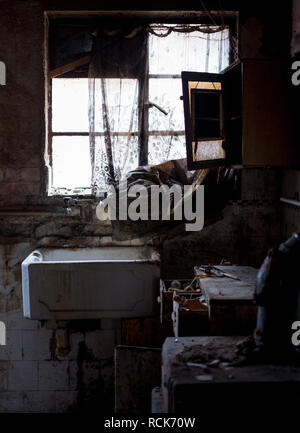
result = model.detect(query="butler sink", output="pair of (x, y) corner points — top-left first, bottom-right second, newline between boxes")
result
(22, 247), (160, 320)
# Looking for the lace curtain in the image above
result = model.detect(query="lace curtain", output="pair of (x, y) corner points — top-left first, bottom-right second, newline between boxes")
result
(88, 24), (230, 194)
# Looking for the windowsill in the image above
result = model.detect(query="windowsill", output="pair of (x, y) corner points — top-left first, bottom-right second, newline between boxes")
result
(48, 187), (93, 197)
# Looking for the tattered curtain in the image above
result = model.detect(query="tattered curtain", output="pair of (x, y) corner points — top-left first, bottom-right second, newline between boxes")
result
(88, 23), (230, 194)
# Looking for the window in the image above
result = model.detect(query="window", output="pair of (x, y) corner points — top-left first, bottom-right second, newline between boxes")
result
(148, 26), (229, 166)
(51, 78), (91, 192)
(182, 61), (242, 169)
(47, 20), (232, 195)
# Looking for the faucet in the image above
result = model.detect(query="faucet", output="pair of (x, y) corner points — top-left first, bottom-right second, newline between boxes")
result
(63, 197), (75, 216)
(63, 197), (91, 219)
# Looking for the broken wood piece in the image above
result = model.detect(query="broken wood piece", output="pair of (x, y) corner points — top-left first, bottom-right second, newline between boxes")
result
(49, 54), (91, 78)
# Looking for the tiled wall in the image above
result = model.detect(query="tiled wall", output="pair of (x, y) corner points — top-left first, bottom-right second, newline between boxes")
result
(0, 309), (118, 412)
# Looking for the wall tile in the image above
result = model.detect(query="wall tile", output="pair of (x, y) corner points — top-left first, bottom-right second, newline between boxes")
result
(8, 361), (38, 391)
(38, 361), (69, 391)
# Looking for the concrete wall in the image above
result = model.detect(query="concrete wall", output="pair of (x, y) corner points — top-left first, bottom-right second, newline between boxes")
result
(162, 168), (282, 277)
(0, 0), (292, 412)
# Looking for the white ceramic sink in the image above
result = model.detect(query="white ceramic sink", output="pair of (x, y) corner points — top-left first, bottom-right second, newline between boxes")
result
(22, 247), (160, 320)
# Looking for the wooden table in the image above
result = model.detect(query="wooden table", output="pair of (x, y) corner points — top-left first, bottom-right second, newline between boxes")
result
(195, 265), (258, 335)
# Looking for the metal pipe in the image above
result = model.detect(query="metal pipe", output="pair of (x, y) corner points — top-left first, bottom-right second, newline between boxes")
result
(280, 197), (300, 207)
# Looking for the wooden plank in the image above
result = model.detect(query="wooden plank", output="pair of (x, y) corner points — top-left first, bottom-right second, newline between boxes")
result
(49, 54), (91, 78)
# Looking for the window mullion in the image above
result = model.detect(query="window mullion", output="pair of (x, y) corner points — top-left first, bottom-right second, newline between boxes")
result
(138, 36), (149, 166)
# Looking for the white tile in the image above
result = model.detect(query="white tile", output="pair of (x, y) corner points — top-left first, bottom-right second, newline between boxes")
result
(0, 392), (24, 412)
(8, 361), (38, 391)
(0, 329), (22, 361)
(68, 361), (78, 391)
(55, 391), (78, 413)
(0, 311), (39, 330)
(23, 391), (56, 413)
(0, 361), (9, 391)
(22, 329), (52, 360)
(38, 361), (69, 391)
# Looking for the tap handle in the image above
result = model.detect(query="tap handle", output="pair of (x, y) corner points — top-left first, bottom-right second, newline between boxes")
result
(63, 196), (73, 208)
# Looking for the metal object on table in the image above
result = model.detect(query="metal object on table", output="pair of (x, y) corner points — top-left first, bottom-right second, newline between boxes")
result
(197, 265), (240, 280)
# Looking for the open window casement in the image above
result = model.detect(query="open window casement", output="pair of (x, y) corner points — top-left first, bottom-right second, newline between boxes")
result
(182, 61), (242, 170)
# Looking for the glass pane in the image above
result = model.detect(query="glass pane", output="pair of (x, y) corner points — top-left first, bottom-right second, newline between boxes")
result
(148, 135), (186, 166)
(192, 90), (222, 139)
(189, 81), (222, 90)
(208, 31), (230, 72)
(92, 79), (139, 132)
(52, 78), (89, 132)
(192, 140), (225, 161)
(149, 28), (229, 74)
(52, 136), (91, 188)
(149, 78), (184, 131)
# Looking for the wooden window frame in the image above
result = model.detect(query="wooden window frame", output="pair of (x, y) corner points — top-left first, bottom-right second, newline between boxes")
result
(46, 14), (237, 195)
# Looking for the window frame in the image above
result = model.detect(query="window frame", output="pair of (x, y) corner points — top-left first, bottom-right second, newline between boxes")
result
(46, 13), (237, 197)
(182, 61), (242, 170)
